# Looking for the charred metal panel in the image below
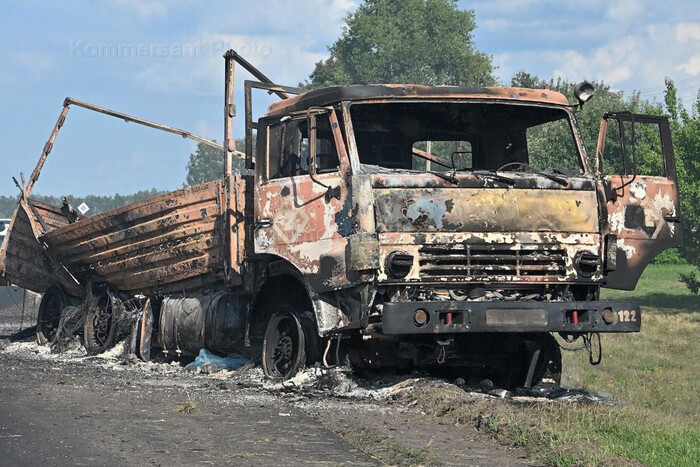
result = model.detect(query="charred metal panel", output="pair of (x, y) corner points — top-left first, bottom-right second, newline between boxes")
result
(0, 201), (78, 294)
(29, 200), (71, 232)
(348, 232), (379, 270)
(370, 173), (597, 191)
(266, 85), (570, 117)
(254, 169), (352, 291)
(604, 176), (681, 289)
(374, 188), (598, 234)
(0, 203), (61, 292)
(40, 181), (228, 294)
(382, 300), (641, 334)
(227, 173), (254, 283)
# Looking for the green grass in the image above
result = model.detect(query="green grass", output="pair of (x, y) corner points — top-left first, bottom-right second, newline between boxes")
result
(601, 263), (700, 311)
(556, 264), (700, 465)
(413, 264), (700, 466)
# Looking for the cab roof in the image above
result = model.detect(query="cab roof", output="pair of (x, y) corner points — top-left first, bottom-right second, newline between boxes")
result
(265, 84), (571, 116)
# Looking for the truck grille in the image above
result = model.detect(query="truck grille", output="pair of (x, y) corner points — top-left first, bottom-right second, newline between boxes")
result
(419, 244), (568, 280)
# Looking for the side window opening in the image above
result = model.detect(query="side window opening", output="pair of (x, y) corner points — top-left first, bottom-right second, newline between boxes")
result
(602, 119), (665, 177)
(266, 113), (340, 180)
(314, 114), (340, 174)
(268, 119), (309, 179)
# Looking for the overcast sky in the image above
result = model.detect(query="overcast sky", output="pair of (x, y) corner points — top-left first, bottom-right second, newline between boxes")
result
(1, 0), (698, 196)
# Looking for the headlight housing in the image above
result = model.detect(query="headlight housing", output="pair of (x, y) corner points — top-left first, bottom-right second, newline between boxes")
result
(386, 251), (413, 279)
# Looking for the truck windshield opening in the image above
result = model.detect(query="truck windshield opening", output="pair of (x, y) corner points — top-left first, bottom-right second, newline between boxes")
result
(350, 102), (584, 175)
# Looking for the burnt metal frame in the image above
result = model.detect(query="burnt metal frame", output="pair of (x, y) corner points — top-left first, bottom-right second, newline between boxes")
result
(599, 112), (676, 182)
(244, 80), (303, 170)
(24, 97), (229, 200)
(381, 300), (642, 335)
(260, 107), (347, 184)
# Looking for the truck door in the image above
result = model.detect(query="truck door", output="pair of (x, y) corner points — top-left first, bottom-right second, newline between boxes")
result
(596, 113), (682, 290)
(254, 109), (352, 291)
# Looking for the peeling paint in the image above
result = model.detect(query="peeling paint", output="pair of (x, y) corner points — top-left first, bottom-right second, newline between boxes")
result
(406, 198), (447, 229)
(630, 182), (647, 200)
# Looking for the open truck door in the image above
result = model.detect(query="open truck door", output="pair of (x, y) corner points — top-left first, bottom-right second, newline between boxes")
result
(596, 113), (682, 290)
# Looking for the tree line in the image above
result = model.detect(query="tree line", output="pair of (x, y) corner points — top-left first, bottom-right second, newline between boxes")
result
(0, 189), (165, 218)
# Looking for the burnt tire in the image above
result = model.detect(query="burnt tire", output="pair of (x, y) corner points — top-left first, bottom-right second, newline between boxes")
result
(262, 306), (320, 380)
(36, 287), (66, 345)
(297, 310), (321, 365)
(262, 308), (305, 379)
(84, 292), (117, 355)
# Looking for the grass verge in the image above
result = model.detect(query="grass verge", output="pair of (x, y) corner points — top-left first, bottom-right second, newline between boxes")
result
(412, 264), (699, 466)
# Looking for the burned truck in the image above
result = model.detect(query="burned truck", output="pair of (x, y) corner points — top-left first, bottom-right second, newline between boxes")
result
(0, 51), (682, 387)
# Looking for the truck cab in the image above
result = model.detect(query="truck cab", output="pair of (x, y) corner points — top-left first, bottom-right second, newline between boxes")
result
(249, 83), (681, 385)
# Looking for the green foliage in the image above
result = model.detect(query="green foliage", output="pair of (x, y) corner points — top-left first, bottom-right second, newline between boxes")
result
(306, 0), (496, 88)
(184, 140), (250, 186)
(510, 72), (663, 170)
(662, 80), (700, 291)
(653, 248), (686, 265)
(185, 143), (225, 186)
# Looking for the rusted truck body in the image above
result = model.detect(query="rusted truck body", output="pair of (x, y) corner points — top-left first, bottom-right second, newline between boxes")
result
(0, 51), (682, 386)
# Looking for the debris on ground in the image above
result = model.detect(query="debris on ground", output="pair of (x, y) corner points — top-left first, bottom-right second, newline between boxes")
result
(185, 349), (249, 374)
(0, 335), (616, 407)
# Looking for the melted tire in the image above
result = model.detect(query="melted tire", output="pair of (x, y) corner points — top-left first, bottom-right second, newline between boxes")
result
(84, 292), (117, 355)
(36, 287), (66, 345)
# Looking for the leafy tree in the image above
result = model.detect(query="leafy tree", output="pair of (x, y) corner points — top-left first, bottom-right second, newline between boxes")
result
(184, 140), (250, 186)
(664, 80), (700, 291)
(510, 73), (663, 170)
(306, 0), (496, 88)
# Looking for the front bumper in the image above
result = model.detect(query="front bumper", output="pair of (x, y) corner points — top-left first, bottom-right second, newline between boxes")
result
(381, 300), (641, 335)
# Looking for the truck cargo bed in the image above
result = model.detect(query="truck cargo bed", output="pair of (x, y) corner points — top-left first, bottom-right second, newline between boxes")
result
(0, 179), (251, 296)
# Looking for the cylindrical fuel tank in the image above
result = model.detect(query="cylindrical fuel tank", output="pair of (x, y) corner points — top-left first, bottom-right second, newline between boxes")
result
(158, 292), (247, 356)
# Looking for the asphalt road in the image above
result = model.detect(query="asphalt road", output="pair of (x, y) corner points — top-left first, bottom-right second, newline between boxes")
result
(0, 350), (377, 466)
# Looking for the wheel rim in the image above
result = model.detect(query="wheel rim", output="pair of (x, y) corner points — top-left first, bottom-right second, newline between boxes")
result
(84, 293), (116, 353)
(263, 311), (305, 379)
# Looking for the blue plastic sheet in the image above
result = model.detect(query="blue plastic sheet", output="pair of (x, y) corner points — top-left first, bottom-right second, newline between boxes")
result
(185, 349), (249, 372)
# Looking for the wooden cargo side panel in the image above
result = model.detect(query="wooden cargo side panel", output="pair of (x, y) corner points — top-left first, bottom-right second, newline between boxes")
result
(29, 200), (71, 232)
(0, 202), (74, 293)
(41, 181), (228, 294)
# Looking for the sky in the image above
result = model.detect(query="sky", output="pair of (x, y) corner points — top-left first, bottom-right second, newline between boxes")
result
(0, 0), (698, 197)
